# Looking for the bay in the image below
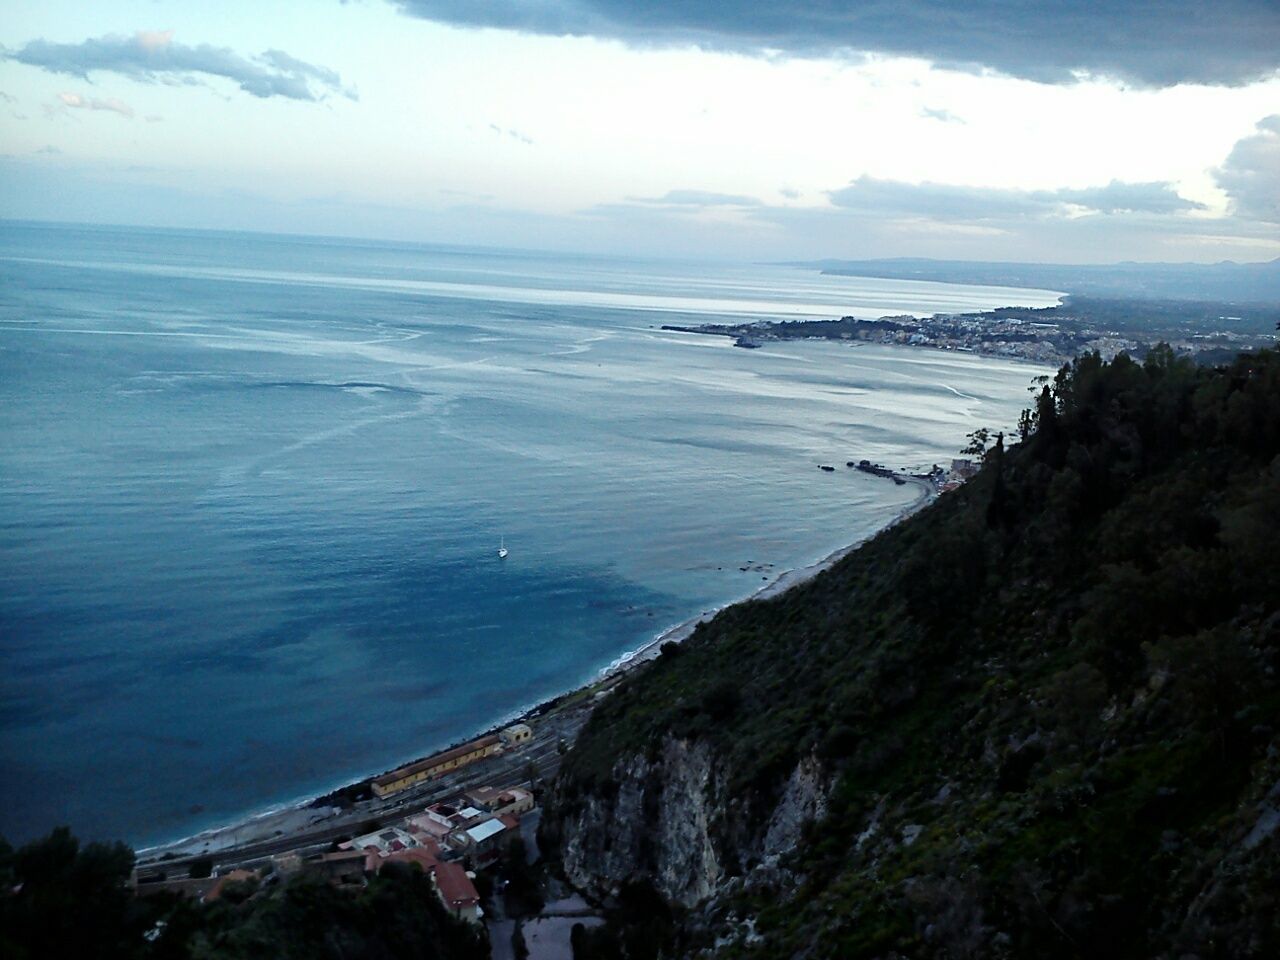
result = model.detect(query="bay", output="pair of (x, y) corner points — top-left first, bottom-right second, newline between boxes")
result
(0, 221), (1058, 845)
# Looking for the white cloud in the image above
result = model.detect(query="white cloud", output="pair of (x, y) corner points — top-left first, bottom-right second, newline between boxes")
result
(57, 91), (135, 119)
(135, 29), (175, 53)
(1215, 115), (1280, 223)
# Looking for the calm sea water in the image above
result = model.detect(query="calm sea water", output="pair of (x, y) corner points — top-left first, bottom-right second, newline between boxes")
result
(0, 222), (1059, 846)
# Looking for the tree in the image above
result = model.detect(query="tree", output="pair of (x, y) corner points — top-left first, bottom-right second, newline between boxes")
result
(0, 827), (143, 960)
(961, 427), (993, 459)
(985, 432), (1007, 529)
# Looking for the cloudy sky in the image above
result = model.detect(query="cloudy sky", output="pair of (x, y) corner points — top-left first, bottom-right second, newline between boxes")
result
(1, 0), (1277, 262)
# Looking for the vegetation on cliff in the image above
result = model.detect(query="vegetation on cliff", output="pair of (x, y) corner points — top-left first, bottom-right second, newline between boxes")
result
(548, 346), (1280, 958)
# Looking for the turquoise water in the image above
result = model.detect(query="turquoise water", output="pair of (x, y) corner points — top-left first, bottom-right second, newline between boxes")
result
(0, 222), (1058, 846)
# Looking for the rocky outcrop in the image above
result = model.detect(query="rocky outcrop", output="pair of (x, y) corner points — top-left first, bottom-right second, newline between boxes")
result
(556, 738), (831, 909)
(760, 754), (830, 859)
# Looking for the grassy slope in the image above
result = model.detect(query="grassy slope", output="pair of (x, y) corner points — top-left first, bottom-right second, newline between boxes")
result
(552, 347), (1280, 958)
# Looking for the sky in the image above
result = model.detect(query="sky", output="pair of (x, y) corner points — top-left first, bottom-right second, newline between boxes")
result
(0, 0), (1277, 262)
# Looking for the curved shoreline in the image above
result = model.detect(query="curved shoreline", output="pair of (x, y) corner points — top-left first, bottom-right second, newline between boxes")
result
(136, 471), (937, 862)
(599, 473), (935, 677)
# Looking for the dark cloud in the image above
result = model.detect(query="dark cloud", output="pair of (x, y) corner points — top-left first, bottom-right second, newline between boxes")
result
(1052, 181), (1206, 216)
(389, 1), (1280, 87)
(1214, 115), (1280, 223)
(632, 188), (763, 207)
(827, 176), (1203, 220)
(4, 30), (355, 102)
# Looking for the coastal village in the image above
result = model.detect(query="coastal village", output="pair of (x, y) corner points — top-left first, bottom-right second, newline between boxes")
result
(134, 724), (542, 926)
(663, 297), (1279, 366)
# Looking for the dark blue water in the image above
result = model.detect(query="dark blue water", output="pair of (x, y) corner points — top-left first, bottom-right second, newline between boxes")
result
(0, 221), (1057, 846)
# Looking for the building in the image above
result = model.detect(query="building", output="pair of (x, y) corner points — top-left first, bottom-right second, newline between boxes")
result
(271, 852), (303, 877)
(345, 825), (421, 858)
(499, 723), (533, 747)
(464, 785), (534, 817)
(303, 849), (367, 885)
(371, 735), (502, 798)
(432, 862), (481, 923)
(449, 814), (519, 866)
(203, 869), (257, 903)
(373, 841), (441, 875)
(407, 801), (487, 837)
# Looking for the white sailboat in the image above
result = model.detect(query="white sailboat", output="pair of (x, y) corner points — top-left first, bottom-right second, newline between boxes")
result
(498, 536), (508, 560)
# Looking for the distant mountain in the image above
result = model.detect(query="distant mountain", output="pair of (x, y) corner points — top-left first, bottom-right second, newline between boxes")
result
(544, 347), (1280, 959)
(797, 257), (1280, 303)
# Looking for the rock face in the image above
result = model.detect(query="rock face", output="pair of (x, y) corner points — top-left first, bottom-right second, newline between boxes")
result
(760, 755), (830, 858)
(557, 737), (830, 909)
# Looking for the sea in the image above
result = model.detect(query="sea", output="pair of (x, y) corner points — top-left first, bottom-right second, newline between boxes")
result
(0, 221), (1060, 847)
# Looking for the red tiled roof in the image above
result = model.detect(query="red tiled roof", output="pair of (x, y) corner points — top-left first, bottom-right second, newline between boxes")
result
(380, 846), (440, 872)
(433, 861), (479, 907)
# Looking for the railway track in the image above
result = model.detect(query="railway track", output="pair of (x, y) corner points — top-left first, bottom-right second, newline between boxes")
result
(136, 704), (592, 878)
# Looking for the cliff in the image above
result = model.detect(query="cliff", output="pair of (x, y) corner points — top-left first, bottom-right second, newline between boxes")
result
(543, 347), (1280, 958)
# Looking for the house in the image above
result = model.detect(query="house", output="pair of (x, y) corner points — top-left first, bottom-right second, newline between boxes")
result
(344, 825), (421, 858)
(373, 841), (441, 875)
(303, 849), (367, 885)
(450, 814), (518, 866)
(408, 802), (487, 836)
(499, 723), (533, 747)
(463, 785), (534, 817)
(432, 861), (481, 923)
(404, 810), (455, 842)
(203, 869), (257, 902)
(271, 852), (303, 877)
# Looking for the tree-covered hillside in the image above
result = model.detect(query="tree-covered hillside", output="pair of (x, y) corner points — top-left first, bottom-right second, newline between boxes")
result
(547, 347), (1280, 959)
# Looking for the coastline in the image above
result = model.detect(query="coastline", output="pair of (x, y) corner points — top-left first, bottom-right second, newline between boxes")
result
(136, 471), (937, 864)
(598, 473), (936, 677)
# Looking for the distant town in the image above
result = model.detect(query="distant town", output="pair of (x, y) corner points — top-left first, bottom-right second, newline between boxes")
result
(664, 295), (1280, 366)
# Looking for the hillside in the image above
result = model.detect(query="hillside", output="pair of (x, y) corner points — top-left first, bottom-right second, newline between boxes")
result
(542, 346), (1280, 958)
(800, 257), (1280, 303)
